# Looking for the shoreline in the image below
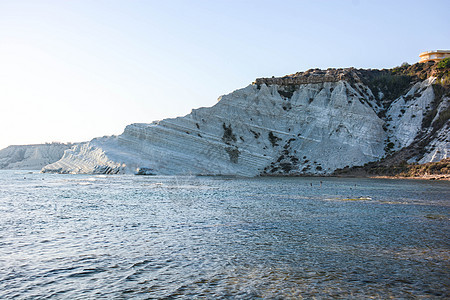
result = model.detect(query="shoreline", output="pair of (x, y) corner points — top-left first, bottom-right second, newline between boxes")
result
(365, 174), (450, 181)
(2, 169), (449, 181)
(332, 173), (450, 181)
(262, 173), (450, 181)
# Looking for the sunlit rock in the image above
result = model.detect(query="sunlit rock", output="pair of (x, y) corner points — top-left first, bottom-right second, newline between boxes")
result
(41, 67), (449, 176)
(0, 143), (74, 170)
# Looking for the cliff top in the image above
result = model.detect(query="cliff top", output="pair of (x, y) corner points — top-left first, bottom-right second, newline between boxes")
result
(253, 60), (449, 107)
(254, 59), (450, 88)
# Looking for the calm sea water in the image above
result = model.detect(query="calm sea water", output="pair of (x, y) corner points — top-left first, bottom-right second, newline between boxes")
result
(0, 170), (449, 299)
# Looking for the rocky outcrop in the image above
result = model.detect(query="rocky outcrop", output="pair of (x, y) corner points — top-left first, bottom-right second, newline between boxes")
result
(253, 68), (357, 86)
(42, 62), (449, 176)
(0, 143), (75, 170)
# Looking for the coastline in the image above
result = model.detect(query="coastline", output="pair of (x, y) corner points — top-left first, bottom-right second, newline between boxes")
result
(2, 169), (449, 181)
(332, 172), (450, 181)
(333, 159), (450, 181)
(366, 174), (450, 181)
(260, 173), (450, 181)
(261, 174), (450, 181)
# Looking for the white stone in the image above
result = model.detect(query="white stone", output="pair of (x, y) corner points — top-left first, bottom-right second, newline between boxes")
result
(42, 80), (387, 175)
(386, 77), (436, 150)
(0, 143), (74, 170)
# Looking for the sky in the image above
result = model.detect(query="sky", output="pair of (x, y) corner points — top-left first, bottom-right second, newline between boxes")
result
(0, 0), (449, 150)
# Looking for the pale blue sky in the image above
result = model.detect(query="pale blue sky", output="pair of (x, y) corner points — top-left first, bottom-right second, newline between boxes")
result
(0, 0), (449, 149)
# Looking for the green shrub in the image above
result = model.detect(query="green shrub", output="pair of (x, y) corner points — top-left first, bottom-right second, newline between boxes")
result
(368, 74), (411, 101)
(437, 57), (450, 69)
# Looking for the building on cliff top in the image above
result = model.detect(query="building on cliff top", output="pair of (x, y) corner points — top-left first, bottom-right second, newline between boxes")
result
(419, 50), (450, 63)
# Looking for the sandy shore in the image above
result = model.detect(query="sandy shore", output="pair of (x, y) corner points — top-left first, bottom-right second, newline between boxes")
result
(262, 173), (450, 181)
(366, 174), (450, 181)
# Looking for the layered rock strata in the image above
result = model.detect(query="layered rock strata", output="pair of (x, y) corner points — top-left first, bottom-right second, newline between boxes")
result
(42, 66), (449, 176)
(0, 143), (74, 170)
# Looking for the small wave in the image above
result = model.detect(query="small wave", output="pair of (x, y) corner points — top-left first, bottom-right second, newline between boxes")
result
(341, 197), (372, 201)
(67, 267), (106, 278)
(424, 214), (448, 220)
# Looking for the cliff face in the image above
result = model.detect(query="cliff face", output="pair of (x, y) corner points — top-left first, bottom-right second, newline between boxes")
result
(0, 143), (74, 170)
(42, 63), (449, 176)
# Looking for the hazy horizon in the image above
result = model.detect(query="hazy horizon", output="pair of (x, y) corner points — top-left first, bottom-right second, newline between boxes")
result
(1, 0), (449, 150)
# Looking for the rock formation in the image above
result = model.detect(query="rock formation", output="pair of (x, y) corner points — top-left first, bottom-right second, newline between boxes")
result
(0, 143), (75, 170)
(42, 62), (449, 176)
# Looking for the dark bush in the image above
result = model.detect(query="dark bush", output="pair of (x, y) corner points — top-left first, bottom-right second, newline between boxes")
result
(222, 123), (237, 144)
(268, 131), (281, 147)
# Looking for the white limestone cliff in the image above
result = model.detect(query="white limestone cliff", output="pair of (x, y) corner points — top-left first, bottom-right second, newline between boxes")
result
(41, 68), (449, 176)
(385, 78), (436, 150)
(0, 143), (74, 170)
(418, 94), (450, 163)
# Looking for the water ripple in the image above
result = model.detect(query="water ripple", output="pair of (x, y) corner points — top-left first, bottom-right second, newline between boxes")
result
(0, 171), (448, 298)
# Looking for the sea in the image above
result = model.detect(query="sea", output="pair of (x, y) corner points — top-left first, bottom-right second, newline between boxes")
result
(0, 170), (449, 299)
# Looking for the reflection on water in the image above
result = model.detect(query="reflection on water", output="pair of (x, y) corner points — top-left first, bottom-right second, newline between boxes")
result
(0, 171), (449, 298)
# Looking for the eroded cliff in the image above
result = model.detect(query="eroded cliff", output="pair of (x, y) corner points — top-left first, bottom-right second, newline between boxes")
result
(42, 62), (449, 176)
(0, 143), (75, 170)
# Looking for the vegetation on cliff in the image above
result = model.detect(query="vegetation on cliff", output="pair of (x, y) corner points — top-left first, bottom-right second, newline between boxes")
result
(41, 60), (449, 176)
(334, 159), (449, 179)
(358, 59), (449, 106)
(332, 60), (449, 178)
